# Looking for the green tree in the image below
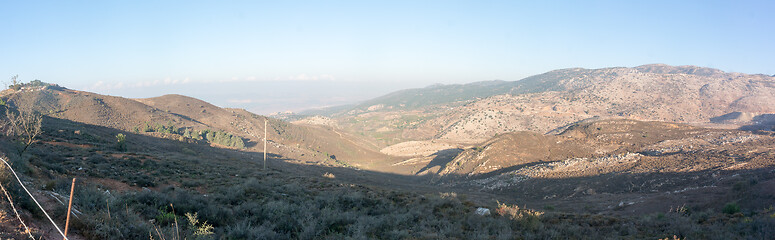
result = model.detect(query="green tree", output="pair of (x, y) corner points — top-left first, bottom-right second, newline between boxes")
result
(141, 122), (152, 132)
(233, 138), (245, 149)
(191, 130), (200, 140)
(723, 202), (740, 214)
(166, 121), (176, 134)
(115, 133), (127, 151)
(205, 130), (215, 142)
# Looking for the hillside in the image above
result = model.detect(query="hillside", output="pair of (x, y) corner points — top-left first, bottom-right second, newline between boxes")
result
(0, 80), (773, 239)
(0, 101), (527, 239)
(434, 64), (775, 142)
(384, 119), (775, 220)
(309, 67), (598, 116)
(2, 87), (194, 131)
(347, 80), (514, 112)
(312, 64), (775, 146)
(1, 104), (769, 239)
(136, 94), (402, 171)
(1, 87), (399, 172)
(434, 119), (768, 178)
(432, 119), (775, 217)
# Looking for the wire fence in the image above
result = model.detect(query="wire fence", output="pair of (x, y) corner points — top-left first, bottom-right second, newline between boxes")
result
(0, 157), (68, 240)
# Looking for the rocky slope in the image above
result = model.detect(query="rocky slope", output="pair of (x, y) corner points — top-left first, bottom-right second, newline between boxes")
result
(316, 64), (775, 145)
(418, 119), (775, 215)
(434, 119), (771, 178)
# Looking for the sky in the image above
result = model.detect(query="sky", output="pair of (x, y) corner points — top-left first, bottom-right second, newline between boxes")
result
(2, 1), (774, 114)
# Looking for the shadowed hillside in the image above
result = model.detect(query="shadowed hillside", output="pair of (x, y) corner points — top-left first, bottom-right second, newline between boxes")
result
(1, 87), (399, 172)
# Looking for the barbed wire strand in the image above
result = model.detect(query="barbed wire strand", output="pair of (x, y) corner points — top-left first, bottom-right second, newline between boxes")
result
(0, 157), (68, 240)
(0, 181), (35, 239)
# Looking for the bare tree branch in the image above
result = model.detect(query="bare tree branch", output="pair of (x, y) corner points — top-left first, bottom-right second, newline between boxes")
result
(3, 108), (42, 155)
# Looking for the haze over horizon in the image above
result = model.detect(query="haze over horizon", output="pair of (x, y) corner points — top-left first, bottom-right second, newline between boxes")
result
(2, 1), (774, 114)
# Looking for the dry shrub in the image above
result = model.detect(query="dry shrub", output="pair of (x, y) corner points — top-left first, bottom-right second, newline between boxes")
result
(439, 192), (457, 199)
(495, 201), (543, 220)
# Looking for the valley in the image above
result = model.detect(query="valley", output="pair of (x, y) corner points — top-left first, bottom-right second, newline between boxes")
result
(0, 64), (774, 239)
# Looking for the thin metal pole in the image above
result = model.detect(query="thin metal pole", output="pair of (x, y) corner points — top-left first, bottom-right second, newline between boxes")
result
(64, 178), (75, 240)
(264, 119), (267, 170)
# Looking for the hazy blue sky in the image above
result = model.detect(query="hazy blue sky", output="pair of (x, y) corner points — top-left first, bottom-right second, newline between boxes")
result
(2, 1), (774, 113)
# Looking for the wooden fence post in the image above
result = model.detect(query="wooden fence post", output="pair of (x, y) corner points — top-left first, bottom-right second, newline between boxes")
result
(64, 178), (75, 240)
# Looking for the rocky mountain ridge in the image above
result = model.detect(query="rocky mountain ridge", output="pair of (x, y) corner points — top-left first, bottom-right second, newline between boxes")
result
(311, 64), (775, 147)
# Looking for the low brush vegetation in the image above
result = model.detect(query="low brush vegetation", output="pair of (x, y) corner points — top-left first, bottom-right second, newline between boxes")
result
(44, 175), (775, 239)
(5, 127), (774, 240)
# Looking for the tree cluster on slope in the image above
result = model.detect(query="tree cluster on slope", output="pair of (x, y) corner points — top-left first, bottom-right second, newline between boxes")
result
(133, 122), (245, 149)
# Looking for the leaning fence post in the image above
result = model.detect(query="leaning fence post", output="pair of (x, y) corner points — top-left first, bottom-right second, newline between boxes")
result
(64, 178), (75, 240)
